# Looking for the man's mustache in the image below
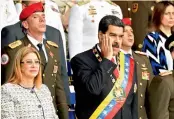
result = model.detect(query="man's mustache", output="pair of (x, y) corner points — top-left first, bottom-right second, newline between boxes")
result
(112, 42), (119, 48)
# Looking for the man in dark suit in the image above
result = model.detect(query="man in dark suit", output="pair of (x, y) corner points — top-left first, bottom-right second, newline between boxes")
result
(1, 2), (68, 119)
(121, 18), (154, 119)
(1, 1), (70, 105)
(71, 15), (141, 119)
(146, 34), (174, 119)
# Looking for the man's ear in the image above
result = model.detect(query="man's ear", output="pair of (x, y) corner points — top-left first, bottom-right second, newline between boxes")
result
(22, 21), (29, 29)
(98, 31), (103, 42)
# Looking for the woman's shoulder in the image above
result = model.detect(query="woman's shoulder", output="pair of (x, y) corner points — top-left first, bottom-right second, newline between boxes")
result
(1, 83), (20, 94)
(1, 83), (18, 89)
(40, 84), (50, 91)
(145, 31), (160, 39)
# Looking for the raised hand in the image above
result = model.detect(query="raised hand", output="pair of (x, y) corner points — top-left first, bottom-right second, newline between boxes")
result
(100, 34), (113, 60)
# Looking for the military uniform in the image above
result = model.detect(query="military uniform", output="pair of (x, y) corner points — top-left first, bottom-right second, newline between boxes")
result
(132, 51), (154, 119)
(1, 37), (68, 119)
(68, 0), (123, 59)
(131, 1), (156, 51)
(147, 71), (174, 119)
(15, 0), (67, 58)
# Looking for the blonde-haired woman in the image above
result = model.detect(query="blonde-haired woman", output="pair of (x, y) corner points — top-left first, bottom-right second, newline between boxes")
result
(1, 47), (58, 119)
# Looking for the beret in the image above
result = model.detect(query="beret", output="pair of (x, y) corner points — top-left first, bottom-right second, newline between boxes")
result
(122, 18), (131, 26)
(19, 2), (44, 21)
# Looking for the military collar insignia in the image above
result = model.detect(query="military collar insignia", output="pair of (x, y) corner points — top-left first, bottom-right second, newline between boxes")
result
(92, 45), (102, 62)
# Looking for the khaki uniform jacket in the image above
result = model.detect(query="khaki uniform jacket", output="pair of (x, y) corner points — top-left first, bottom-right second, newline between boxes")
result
(147, 71), (174, 119)
(1, 36), (68, 119)
(131, 1), (155, 51)
(133, 52), (154, 119)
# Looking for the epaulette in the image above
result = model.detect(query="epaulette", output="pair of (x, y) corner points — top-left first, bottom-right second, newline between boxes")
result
(134, 51), (147, 56)
(8, 40), (22, 49)
(47, 41), (58, 48)
(77, 0), (90, 6)
(106, 0), (117, 6)
(159, 71), (172, 76)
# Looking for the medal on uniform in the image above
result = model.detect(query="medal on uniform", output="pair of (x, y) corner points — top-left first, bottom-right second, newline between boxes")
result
(53, 65), (58, 73)
(49, 51), (54, 58)
(142, 71), (149, 80)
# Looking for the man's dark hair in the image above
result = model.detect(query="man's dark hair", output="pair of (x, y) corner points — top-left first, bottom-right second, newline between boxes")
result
(98, 15), (124, 33)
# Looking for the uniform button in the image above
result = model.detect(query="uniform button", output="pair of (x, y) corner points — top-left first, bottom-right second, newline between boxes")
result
(140, 94), (143, 97)
(52, 96), (54, 99)
(140, 83), (142, 86)
(43, 74), (45, 77)
(139, 117), (142, 119)
(52, 85), (55, 88)
(138, 44), (143, 48)
(54, 60), (57, 62)
(52, 74), (54, 76)
(140, 106), (143, 109)
(128, 8), (131, 11)
(38, 105), (42, 108)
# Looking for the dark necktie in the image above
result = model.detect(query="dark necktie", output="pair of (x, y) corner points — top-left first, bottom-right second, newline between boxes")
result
(37, 43), (46, 71)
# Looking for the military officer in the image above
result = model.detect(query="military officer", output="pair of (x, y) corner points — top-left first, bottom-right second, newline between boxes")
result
(1, 2), (68, 119)
(131, 1), (156, 51)
(121, 18), (154, 119)
(15, 0), (67, 58)
(147, 33), (174, 119)
(147, 71), (174, 119)
(68, 0), (123, 59)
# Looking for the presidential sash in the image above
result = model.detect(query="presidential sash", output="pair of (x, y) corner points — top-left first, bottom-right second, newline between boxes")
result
(91, 47), (134, 119)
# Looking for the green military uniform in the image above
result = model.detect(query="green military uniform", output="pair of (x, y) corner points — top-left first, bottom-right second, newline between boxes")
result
(132, 51), (154, 119)
(1, 36), (68, 119)
(131, 1), (156, 51)
(147, 71), (174, 119)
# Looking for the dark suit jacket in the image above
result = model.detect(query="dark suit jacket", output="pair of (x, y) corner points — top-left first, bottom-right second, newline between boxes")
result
(2, 37), (68, 119)
(71, 47), (148, 119)
(147, 72), (174, 119)
(1, 21), (70, 104)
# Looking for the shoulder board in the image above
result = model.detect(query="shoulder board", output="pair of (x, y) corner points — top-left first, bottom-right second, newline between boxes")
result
(77, 0), (90, 6)
(159, 71), (172, 76)
(47, 41), (58, 48)
(8, 40), (22, 49)
(106, 0), (117, 6)
(134, 51), (147, 56)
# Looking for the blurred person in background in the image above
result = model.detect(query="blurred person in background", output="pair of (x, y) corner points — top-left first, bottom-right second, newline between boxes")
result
(147, 34), (174, 119)
(142, 1), (174, 75)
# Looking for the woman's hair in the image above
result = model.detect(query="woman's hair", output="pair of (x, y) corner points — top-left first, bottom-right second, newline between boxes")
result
(152, 1), (174, 31)
(8, 46), (42, 89)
